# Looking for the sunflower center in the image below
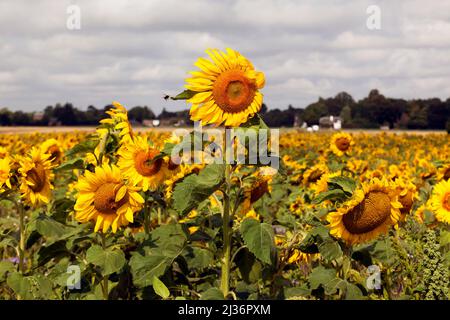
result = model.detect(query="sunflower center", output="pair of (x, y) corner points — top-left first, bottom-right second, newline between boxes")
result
(343, 191), (391, 234)
(27, 163), (47, 192)
(134, 149), (163, 177)
(399, 191), (413, 214)
(443, 192), (450, 211)
(335, 138), (350, 151)
(213, 69), (256, 113)
(47, 145), (62, 162)
(94, 183), (129, 215)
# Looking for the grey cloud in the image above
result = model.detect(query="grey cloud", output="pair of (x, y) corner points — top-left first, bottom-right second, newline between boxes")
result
(0, 0), (449, 113)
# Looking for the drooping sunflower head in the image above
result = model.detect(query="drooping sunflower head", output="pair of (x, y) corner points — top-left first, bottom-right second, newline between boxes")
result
(74, 164), (144, 233)
(327, 178), (402, 245)
(41, 138), (64, 164)
(18, 147), (54, 206)
(430, 179), (450, 224)
(117, 136), (169, 192)
(330, 132), (354, 157)
(394, 178), (418, 219)
(185, 48), (265, 127)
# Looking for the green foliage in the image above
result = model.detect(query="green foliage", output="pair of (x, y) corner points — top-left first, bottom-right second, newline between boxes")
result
(240, 218), (275, 264)
(173, 164), (225, 216)
(86, 245), (126, 276)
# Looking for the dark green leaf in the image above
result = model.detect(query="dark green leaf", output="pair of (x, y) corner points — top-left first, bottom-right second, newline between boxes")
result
(240, 218), (275, 264)
(173, 164), (225, 215)
(200, 287), (224, 300)
(313, 189), (347, 204)
(86, 245), (126, 275)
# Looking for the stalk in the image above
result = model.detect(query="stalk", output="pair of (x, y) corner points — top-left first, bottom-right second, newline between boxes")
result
(100, 233), (108, 300)
(17, 202), (25, 274)
(220, 162), (232, 298)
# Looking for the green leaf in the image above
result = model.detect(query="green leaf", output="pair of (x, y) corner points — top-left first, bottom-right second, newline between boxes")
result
(200, 287), (224, 300)
(66, 139), (99, 157)
(151, 224), (188, 256)
(284, 286), (311, 299)
(35, 214), (69, 242)
(241, 114), (269, 130)
(240, 218), (275, 264)
(328, 176), (356, 195)
(183, 246), (214, 270)
(0, 260), (15, 281)
(6, 272), (33, 299)
(86, 245), (126, 275)
(345, 282), (364, 300)
(173, 164), (225, 216)
(318, 239), (343, 262)
(308, 266), (336, 290)
(312, 189), (347, 204)
(55, 158), (84, 171)
(129, 250), (172, 288)
(168, 90), (197, 100)
(152, 276), (170, 299)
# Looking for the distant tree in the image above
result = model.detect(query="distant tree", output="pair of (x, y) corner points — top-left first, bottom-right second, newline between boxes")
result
(339, 105), (352, 128)
(407, 103), (428, 129)
(0, 108), (12, 125)
(128, 106), (156, 123)
(12, 111), (31, 125)
(302, 101), (328, 125)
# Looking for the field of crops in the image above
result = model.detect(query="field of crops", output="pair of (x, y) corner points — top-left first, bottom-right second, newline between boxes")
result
(0, 48), (449, 300)
(0, 122), (449, 300)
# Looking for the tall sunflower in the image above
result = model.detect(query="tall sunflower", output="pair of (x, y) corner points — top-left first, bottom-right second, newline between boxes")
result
(18, 147), (54, 206)
(327, 178), (402, 244)
(330, 132), (354, 157)
(117, 135), (169, 192)
(185, 48), (265, 127)
(74, 164), (144, 233)
(430, 179), (450, 224)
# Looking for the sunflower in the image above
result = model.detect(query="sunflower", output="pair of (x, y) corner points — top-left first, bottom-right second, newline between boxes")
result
(288, 249), (319, 265)
(0, 157), (12, 192)
(18, 147), (54, 206)
(74, 164), (144, 233)
(41, 138), (64, 164)
(394, 178), (418, 219)
(185, 48), (265, 127)
(302, 164), (328, 186)
(117, 135), (169, 192)
(327, 178), (402, 244)
(311, 171), (340, 195)
(437, 164), (450, 181)
(330, 132), (354, 157)
(430, 179), (450, 224)
(100, 101), (134, 142)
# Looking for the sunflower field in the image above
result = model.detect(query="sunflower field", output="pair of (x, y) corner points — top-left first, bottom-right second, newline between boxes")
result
(0, 48), (449, 301)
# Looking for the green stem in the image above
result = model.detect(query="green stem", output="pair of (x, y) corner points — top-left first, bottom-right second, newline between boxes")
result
(144, 197), (152, 234)
(18, 202), (25, 274)
(100, 233), (108, 300)
(220, 163), (232, 298)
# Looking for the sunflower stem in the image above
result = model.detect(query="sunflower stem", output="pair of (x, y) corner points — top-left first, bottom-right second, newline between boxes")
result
(100, 233), (109, 300)
(220, 162), (232, 298)
(17, 201), (25, 274)
(144, 194), (152, 234)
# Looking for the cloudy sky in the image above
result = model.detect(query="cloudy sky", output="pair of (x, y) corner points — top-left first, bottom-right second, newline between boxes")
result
(1, 0), (450, 113)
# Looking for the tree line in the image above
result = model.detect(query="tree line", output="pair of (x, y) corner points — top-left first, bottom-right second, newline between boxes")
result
(0, 89), (449, 131)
